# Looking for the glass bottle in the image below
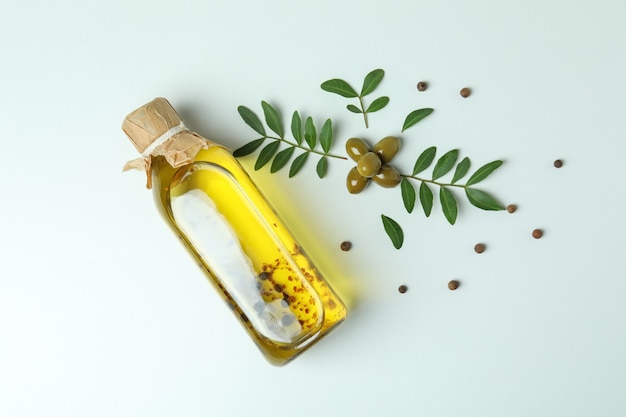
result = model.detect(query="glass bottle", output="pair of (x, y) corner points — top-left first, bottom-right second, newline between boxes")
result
(121, 98), (346, 365)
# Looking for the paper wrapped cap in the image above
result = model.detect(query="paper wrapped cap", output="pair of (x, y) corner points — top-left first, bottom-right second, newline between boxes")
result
(122, 97), (213, 188)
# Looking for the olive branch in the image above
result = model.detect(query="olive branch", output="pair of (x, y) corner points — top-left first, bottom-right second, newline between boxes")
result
(233, 70), (507, 250)
(234, 101), (346, 178)
(399, 147), (504, 224)
(321, 69), (389, 128)
(375, 111), (504, 249)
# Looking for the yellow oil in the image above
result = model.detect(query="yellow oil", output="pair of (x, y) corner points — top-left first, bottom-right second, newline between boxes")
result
(150, 145), (347, 365)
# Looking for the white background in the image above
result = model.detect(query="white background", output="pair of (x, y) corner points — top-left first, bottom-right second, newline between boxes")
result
(1, 1), (625, 416)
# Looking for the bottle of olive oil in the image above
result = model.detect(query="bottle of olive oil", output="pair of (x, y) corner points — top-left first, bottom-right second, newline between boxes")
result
(122, 98), (346, 365)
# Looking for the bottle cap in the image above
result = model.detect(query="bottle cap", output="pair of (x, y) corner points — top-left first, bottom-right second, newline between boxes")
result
(122, 97), (212, 188)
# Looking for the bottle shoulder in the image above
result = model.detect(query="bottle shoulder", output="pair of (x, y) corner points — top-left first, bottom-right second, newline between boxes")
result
(151, 144), (246, 205)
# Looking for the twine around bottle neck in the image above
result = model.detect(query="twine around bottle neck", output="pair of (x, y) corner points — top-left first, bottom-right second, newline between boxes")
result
(141, 122), (187, 157)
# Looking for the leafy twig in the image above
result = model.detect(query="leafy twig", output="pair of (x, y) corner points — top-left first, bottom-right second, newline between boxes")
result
(381, 157), (503, 248)
(399, 152), (504, 225)
(234, 102), (346, 178)
(377, 102), (504, 248)
(234, 73), (506, 252)
(321, 69), (389, 128)
(381, 149), (503, 248)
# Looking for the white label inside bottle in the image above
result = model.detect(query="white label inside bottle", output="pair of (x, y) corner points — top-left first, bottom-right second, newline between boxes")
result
(171, 189), (307, 344)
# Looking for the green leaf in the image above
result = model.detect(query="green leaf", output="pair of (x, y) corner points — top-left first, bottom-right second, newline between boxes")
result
(361, 69), (384, 96)
(316, 156), (328, 178)
(233, 138), (265, 157)
(401, 108), (434, 132)
(321, 78), (358, 98)
(238, 105), (265, 136)
(419, 182), (433, 217)
(291, 111), (302, 145)
(440, 187), (458, 225)
(347, 104), (362, 113)
(412, 146), (437, 175)
(400, 178), (416, 213)
(304, 117), (316, 149)
(270, 147), (295, 173)
(261, 101), (284, 138)
(289, 152), (309, 178)
(432, 149), (459, 180)
(254, 141), (280, 170)
(451, 157), (471, 184)
(381, 214), (404, 249)
(465, 188), (504, 211)
(319, 119), (333, 153)
(366, 96), (389, 113)
(466, 160), (503, 186)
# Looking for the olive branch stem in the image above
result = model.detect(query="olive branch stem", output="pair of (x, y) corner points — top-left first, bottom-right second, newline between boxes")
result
(264, 135), (347, 160)
(358, 96), (369, 128)
(400, 174), (469, 189)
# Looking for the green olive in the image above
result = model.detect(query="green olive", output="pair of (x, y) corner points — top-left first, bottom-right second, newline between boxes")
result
(372, 165), (401, 188)
(346, 138), (370, 162)
(346, 167), (369, 194)
(357, 152), (382, 178)
(373, 136), (400, 163)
